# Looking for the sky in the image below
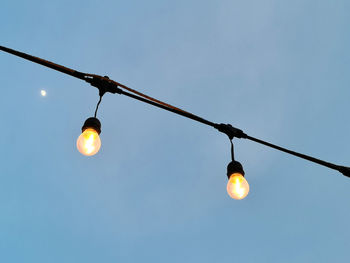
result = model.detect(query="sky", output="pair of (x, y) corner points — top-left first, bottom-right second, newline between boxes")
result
(1, 0), (350, 262)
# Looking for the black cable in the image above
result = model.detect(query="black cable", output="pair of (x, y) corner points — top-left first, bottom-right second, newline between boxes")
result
(94, 95), (103, 118)
(118, 89), (217, 128)
(85, 73), (195, 116)
(245, 135), (345, 174)
(1, 45), (349, 178)
(0, 45), (87, 80)
(230, 140), (235, 161)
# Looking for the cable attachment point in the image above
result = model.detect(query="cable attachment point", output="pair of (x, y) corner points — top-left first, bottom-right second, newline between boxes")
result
(85, 74), (123, 95)
(338, 166), (350, 178)
(216, 123), (247, 140)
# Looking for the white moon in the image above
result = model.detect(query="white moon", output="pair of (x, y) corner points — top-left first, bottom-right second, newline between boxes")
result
(41, 90), (47, 96)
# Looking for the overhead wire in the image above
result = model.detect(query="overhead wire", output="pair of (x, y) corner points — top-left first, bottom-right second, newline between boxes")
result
(1, 45), (349, 177)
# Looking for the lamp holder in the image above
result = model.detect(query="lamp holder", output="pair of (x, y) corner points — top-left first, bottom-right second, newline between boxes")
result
(82, 117), (101, 135)
(227, 160), (245, 179)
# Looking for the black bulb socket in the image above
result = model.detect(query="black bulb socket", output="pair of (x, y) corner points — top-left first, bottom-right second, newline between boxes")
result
(82, 117), (101, 135)
(227, 160), (245, 179)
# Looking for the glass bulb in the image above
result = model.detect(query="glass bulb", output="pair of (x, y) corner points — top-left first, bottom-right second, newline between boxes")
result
(76, 128), (101, 156)
(227, 173), (249, 200)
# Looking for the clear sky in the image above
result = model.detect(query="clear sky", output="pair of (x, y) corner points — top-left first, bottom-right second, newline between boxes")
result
(1, 0), (350, 262)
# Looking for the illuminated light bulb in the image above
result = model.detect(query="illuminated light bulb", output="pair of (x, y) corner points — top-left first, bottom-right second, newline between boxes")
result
(77, 117), (102, 156)
(226, 161), (249, 200)
(227, 173), (249, 200)
(77, 128), (101, 156)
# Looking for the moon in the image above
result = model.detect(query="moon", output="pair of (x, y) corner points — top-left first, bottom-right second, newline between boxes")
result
(41, 90), (47, 96)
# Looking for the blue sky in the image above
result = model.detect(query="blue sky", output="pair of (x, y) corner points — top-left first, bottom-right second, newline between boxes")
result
(1, 0), (350, 262)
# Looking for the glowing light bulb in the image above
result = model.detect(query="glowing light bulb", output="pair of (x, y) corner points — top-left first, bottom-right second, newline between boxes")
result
(227, 173), (249, 200)
(77, 117), (102, 156)
(77, 128), (101, 156)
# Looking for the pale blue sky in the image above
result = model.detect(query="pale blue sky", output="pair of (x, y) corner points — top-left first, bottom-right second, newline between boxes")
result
(1, 0), (350, 262)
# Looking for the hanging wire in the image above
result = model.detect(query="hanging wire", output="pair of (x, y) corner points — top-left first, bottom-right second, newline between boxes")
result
(94, 95), (102, 118)
(230, 139), (235, 161)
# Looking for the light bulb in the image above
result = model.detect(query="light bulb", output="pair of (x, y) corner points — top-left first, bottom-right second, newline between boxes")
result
(227, 173), (249, 200)
(77, 117), (102, 156)
(77, 128), (101, 156)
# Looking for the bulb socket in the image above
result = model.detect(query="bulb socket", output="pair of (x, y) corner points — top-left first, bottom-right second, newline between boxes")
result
(227, 160), (245, 179)
(82, 117), (101, 134)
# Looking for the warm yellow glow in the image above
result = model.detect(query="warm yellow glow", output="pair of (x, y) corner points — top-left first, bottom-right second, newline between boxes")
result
(76, 128), (101, 156)
(226, 173), (249, 200)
